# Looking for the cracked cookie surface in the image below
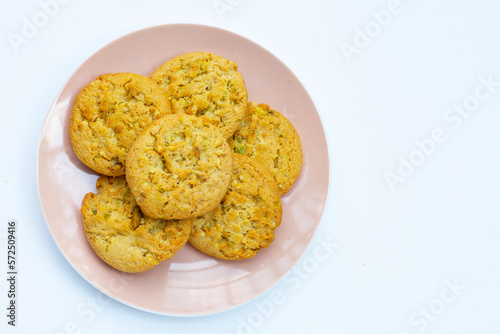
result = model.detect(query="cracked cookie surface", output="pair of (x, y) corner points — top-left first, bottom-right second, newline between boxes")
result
(126, 113), (233, 220)
(189, 153), (282, 260)
(150, 52), (247, 139)
(81, 176), (191, 273)
(228, 102), (302, 195)
(70, 72), (171, 176)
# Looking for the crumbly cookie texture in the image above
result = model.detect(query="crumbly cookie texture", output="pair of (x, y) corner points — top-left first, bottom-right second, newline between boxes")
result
(126, 113), (233, 220)
(150, 52), (248, 139)
(70, 72), (171, 176)
(228, 102), (303, 195)
(81, 176), (191, 273)
(189, 153), (282, 260)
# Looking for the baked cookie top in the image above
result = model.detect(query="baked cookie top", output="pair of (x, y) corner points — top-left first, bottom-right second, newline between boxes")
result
(189, 153), (282, 260)
(228, 102), (303, 195)
(150, 52), (248, 139)
(81, 176), (191, 273)
(126, 113), (233, 220)
(70, 72), (171, 176)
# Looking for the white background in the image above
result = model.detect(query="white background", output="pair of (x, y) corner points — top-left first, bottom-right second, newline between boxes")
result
(1, 0), (500, 333)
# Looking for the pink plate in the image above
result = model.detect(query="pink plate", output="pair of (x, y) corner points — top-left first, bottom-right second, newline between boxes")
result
(37, 24), (329, 315)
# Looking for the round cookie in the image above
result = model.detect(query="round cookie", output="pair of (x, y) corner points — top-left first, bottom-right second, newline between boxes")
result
(189, 153), (282, 260)
(126, 113), (233, 220)
(228, 102), (303, 195)
(150, 52), (248, 139)
(81, 176), (191, 273)
(70, 72), (171, 176)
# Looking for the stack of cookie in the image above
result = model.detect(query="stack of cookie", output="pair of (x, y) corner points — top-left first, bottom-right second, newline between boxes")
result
(70, 52), (302, 273)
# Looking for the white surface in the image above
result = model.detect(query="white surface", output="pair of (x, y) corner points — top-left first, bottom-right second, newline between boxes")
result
(1, 0), (499, 333)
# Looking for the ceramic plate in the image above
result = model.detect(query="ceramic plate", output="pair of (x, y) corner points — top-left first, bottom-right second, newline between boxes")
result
(37, 24), (329, 315)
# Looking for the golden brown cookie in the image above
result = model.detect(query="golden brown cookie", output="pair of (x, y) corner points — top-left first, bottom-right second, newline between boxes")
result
(70, 72), (171, 176)
(126, 113), (233, 220)
(150, 52), (248, 139)
(189, 154), (282, 260)
(81, 176), (191, 273)
(228, 102), (303, 195)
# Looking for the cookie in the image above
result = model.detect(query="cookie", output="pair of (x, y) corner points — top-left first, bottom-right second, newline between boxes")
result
(150, 52), (248, 139)
(228, 102), (303, 195)
(70, 72), (171, 176)
(189, 153), (282, 260)
(126, 113), (233, 220)
(81, 176), (191, 273)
